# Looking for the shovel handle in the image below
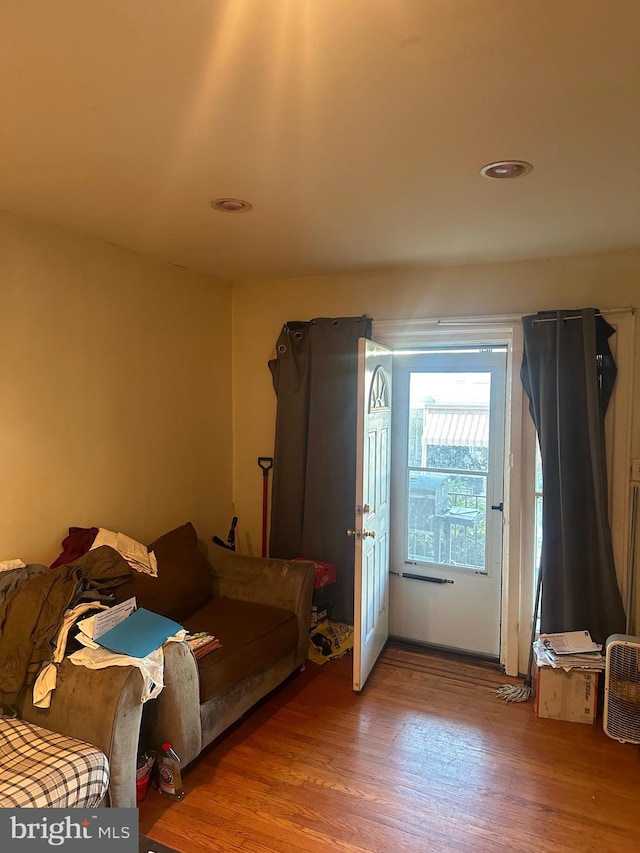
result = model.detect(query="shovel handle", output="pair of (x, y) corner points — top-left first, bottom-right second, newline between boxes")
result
(258, 457), (274, 475)
(258, 458), (273, 557)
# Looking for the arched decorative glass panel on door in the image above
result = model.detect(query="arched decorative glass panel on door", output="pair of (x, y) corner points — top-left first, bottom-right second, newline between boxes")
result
(369, 365), (390, 412)
(365, 364), (391, 516)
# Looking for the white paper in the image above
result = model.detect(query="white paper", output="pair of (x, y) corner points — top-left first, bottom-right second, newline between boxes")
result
(90, 528), (158, 577)
(91, 596), (137, 640)
(540, 630), (601, 655)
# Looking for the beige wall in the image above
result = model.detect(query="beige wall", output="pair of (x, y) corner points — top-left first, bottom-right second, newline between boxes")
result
(231, 248), (640, 554)
(0, 213), (233, 564)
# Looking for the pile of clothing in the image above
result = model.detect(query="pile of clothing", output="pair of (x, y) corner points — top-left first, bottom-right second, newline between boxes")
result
(0, 547), (133, 713)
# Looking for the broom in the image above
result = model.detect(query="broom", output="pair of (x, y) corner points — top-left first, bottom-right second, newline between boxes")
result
(497, 563), (542, 702)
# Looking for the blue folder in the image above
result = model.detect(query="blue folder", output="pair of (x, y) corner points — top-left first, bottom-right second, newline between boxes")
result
(96, 608), (184, 658)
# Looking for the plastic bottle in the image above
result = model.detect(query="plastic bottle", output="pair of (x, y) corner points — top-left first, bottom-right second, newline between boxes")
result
(157, 742), (185, 801)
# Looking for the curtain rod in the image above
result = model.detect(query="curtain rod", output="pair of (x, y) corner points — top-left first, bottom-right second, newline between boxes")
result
(528, 307), (635, 324)
(372, 305), (636, 332)
(376, 307), (635, 327)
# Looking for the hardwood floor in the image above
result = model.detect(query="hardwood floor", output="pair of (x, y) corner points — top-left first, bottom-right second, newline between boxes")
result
(139, 644), (640, 852)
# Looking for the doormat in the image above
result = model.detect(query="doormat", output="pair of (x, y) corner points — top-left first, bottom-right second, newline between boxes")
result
(140, 835), (181, 853)
(308, 621), (353, 665)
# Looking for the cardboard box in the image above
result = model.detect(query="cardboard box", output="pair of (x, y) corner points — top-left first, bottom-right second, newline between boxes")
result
(310, 587), (332, 628)
(295, 557), (336, 589)
(310, 603), (330, 629)
(535, 665), (599, 724)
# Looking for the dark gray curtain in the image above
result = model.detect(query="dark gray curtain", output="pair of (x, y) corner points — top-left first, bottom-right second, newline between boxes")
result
(268, 316), (371, 623)
(521, 308), (625, 644)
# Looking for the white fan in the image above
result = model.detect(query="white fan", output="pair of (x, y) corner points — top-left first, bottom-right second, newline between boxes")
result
(604, 634), (640, 743)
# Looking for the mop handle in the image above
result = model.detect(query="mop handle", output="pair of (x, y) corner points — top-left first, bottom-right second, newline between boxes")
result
(525, 564), (544, 688)
(258, 457), (273, 557)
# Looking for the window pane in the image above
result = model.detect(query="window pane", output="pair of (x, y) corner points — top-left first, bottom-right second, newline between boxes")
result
(406, 370), (490, 571)
(408, 470), (487, 569)
(535, 493), (543, 574)
(535, 441), (543, 492)
(409, 372), (490, 473)
(534, 442), (543, 598)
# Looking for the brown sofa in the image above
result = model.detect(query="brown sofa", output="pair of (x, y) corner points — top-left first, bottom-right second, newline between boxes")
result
(18, 523), (313, 807)
(114, 523), (315, 771)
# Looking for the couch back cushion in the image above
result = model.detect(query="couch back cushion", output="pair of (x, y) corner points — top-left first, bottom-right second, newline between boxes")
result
(112, 522), (213, 623)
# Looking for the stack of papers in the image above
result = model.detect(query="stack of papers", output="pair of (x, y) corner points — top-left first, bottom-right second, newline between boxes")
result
(534, 630), (605, 672)
(90, 528), (158, 577)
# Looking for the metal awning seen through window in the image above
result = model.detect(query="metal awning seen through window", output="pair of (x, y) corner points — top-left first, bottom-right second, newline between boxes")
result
(422, 404), (489, 448)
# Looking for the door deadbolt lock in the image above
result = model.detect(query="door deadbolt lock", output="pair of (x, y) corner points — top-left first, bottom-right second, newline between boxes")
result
(362, 530), (376, 539)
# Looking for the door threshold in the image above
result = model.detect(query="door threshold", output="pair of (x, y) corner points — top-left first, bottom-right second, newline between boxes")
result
(388, 636), (502, 671)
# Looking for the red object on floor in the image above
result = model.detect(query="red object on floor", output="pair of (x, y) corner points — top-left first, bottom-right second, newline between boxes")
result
(136, 772), (151, 803)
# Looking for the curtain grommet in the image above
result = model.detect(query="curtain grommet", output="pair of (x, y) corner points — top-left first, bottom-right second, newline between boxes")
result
(277, 344), (287, 353)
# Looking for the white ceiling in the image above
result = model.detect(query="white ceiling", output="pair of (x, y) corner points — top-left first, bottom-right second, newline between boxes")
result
(2, 1), (639, 280)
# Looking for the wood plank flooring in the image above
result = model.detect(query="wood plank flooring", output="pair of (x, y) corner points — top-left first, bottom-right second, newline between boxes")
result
(139, 644), (640, 852)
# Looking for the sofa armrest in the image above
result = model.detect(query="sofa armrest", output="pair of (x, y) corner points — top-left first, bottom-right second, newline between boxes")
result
(20, 660), (144, 808)
(141, 641), (202, 768)
(211, 550), (315, 666)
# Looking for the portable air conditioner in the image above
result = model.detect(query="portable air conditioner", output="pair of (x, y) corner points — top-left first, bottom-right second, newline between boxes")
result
(603, 634), (640, 743)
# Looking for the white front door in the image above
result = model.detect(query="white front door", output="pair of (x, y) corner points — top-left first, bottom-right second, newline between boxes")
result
(352, 339), (392, 691)
(389, 348), (506, 658)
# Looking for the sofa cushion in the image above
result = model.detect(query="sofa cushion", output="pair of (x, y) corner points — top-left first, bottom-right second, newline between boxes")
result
(182, 597), (299, 702)
(112, 522), (213, 623)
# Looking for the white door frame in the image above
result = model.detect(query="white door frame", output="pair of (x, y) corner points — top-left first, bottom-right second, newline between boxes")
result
(605, 312), (636, 608)
(374, 312), (634, 677)
(389, 347), (507, 658)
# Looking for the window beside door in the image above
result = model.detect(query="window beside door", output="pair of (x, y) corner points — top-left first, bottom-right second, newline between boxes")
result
(535, 443), (543, 581)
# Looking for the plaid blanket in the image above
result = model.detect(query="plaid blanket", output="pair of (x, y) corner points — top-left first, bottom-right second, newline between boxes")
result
(0, 718), (109, 808)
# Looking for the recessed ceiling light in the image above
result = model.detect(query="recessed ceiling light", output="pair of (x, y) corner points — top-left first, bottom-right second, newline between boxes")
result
(210, 198), (253, 212)
(480, 160), (533, 180)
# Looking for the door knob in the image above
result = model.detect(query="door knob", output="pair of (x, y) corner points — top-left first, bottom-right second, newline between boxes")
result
(346, 529), (361, 538)
(362, 530), (376, 539)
